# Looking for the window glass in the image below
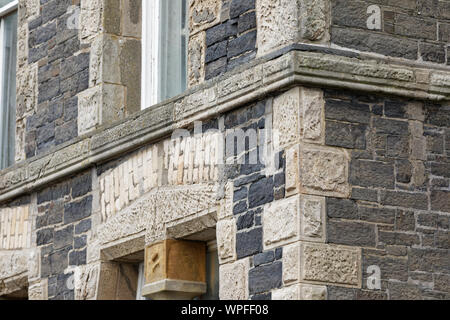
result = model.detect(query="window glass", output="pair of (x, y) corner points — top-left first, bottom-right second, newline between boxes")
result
(142, 0), (188, 109)
(0, 9), (17, 169)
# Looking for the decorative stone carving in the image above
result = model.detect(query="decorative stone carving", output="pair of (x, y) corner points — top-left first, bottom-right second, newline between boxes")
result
(216, 218), (236, 264)
(301, 243), (361, 287)
(299, 145), (350, 198)
(188, 32), (206, 88)
(219, 259), (249, 300)
(273, 87), (300, 149)
(263, 197), (299, 249)
(257, 0), (300, 56)
(300, 195), (326, 242)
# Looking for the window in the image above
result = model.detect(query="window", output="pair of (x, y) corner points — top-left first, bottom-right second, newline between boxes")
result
(0, 0), (17, 170)
(141, 0), (188, 109)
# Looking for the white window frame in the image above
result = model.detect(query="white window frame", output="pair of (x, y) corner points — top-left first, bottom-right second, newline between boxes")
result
(0, 0), (18, 170)
(141, 0), (188, 110)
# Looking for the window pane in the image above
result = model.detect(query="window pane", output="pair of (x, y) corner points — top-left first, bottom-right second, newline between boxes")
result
(0, 11), (17, 169)
(158, 0), (188, 102)
(142, 0), (187, 108)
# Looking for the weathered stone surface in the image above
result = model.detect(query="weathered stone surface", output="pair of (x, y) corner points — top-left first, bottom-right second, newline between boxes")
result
(283, 242), (300, 284)
(301, 243), (361, 286)
(301, 87), (324, 143)
(190, 0), (221, 35)
(73, 264), (98, 300)
(188, 32), (206, 88)
(257, 0), (299, 56)
(285, 145), (299, 197)
(28, 279), (48, 300)
(80, 0), (102, 40)
(299, 145), (350, 198)
(219, 259), (249, 300)
(299, 0), (328, 41)
(236, 227), (263, 259)
(300, 195), (325, 242)
(327, 220), (376, 247)
(273, 87), (300, 149)
(300, 284), (327, 300)
(272, 284), (300, 300)
(248, 261), (282, 294)
(263, 197), (299, 249)
(216, 219), (236, 263)
(0, 250), (29, 281)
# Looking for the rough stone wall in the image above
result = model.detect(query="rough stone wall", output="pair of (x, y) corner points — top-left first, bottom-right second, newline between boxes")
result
(331, 0), (450, 64)
(323, 90), (450, 300)
(15, 0), (141, 162)
(188, 0), (258, 86)
(21, 0), (89, 159)
(35, 171), (93, 300)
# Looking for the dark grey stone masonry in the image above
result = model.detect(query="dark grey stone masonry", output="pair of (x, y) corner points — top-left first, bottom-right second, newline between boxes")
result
(26, 0), (89, 158)
(331, 0), (450, 64)
(205, 0), (257, 80)
(324, 89), (450, 300)
(36, 171), (93, 300)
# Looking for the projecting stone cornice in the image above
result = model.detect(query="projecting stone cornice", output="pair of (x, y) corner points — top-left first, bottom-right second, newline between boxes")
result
(1, 44), (449, 203)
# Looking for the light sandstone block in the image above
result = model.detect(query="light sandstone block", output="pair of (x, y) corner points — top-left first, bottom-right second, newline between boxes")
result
(273, 87), (300, 149)
(216, 218), (236, 264)
(285, 145), (299, 197)
(301, 87), (324, 143)
(300, 195), (326, 242)
(272, 284), (301, 300)
(283, 242), (301, 284)
(189, 0), (221, 35)
(188, 32), (206, 88)
(300, 284), (327, 300)
(219, 259), (249, 300)
(73, 264), (99, 300)
(263, 197), (299, 250)
(299, 0), (328, 42)
(28, 279), (48, 300)
(78, 84), (126, 135)
(299, 145), (350, 198)
(301, 243), (361, 287)
(257, 0), (300, 56)
(78, 86), (101, 135)
(80, 0), (103, 40)
(218, 182), (234, 220)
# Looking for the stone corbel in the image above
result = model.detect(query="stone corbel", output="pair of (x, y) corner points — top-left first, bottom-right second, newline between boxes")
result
(142, 240), (207, 300)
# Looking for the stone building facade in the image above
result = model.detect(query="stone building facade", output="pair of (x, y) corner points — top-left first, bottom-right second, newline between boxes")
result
(0, 0), (449, 300)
